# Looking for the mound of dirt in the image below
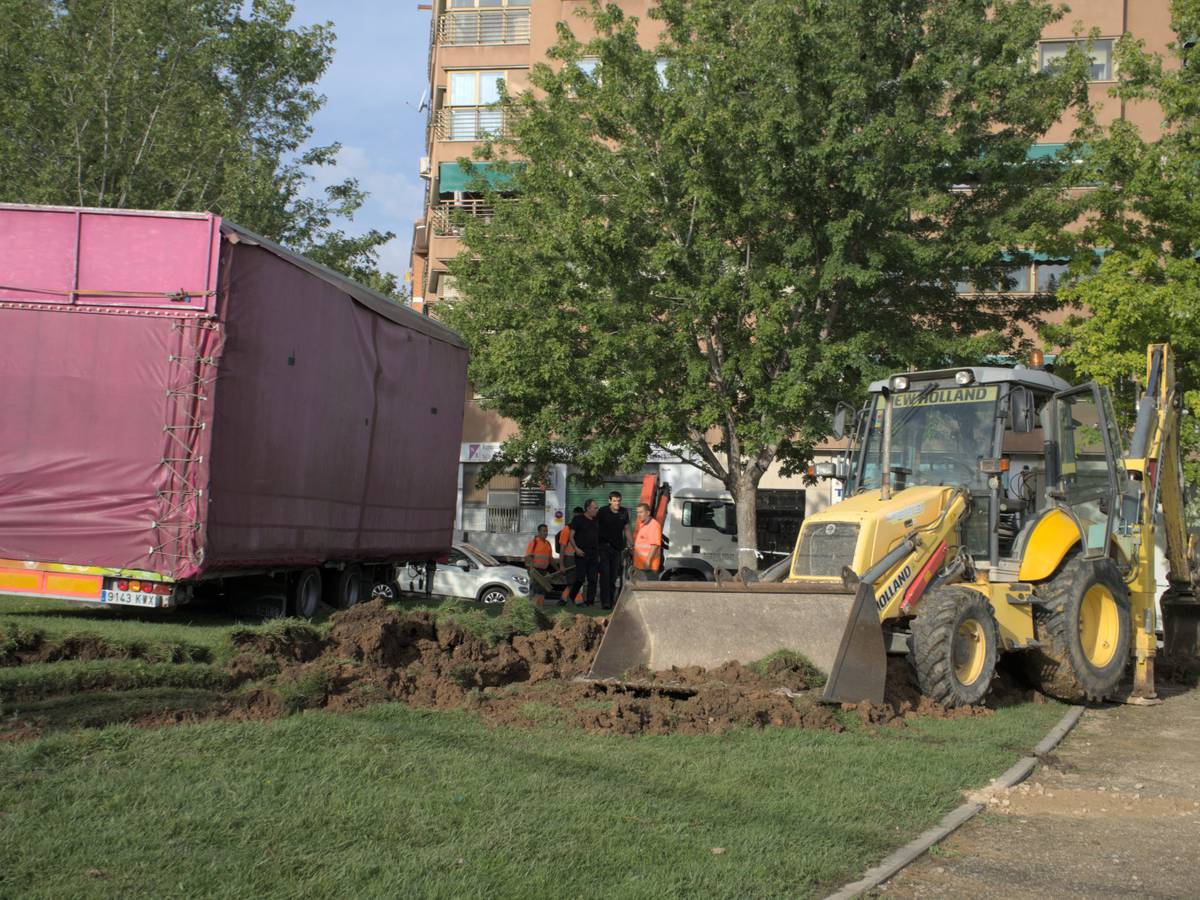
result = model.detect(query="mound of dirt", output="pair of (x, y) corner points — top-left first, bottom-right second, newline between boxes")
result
(221, 600), (1005, 735)
(828, 658), (997, 728)
(229, 600), (855, 734)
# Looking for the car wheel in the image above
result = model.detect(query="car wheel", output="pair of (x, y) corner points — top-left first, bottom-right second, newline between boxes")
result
(370, 582), (396, 602)
(478, 585), (511, 605)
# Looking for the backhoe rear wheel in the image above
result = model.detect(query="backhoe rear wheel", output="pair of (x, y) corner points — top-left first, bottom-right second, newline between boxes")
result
(908, 587), (999, 707)
(1024, 557), (1131, 702)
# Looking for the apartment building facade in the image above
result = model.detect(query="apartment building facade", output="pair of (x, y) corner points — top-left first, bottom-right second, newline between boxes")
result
(407, 0), (1179, 560)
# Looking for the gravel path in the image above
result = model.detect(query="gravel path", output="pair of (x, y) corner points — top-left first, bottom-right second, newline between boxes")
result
(875, 683), (1200, 898)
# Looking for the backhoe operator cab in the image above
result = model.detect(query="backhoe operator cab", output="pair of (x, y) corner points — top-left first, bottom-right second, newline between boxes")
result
(846, 365), (1123, 573)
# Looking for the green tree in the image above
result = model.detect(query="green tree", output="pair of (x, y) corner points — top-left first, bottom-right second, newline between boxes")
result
(447, 0), (1092, 566)
(1045, 0), (1200, 479)
(0, 0), (396, 294)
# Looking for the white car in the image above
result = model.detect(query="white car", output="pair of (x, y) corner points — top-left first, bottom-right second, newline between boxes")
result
(402, 542), (530, 604)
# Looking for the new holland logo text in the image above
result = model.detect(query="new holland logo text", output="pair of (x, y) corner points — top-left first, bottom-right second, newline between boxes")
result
(893, 385), (998, 408)
(876, 564), (912, 611)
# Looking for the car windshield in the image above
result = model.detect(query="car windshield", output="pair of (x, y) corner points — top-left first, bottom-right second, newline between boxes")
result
(460, 543), (500, 567)
(857, 383), (999, 492)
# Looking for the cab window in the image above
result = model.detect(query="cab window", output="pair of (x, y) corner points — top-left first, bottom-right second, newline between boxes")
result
(682, 500), (736, 534)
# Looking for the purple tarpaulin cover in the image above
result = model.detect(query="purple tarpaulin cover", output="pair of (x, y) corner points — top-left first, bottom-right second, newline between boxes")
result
(0, 204), (467, 580)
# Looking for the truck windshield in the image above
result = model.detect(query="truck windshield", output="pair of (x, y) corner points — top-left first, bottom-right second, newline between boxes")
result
(856, 383), (999, 492)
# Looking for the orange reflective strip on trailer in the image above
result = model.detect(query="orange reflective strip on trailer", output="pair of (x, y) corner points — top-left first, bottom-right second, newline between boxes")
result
(0, 567), (41, 593)
(44, 572), (104, 598)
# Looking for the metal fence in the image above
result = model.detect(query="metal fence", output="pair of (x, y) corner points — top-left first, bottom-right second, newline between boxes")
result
(438, 10), (530, 46)
(434, 107), (506, 142)
(431, 199), (497, 235)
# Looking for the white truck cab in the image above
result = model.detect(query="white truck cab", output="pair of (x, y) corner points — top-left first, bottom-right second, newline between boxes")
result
(660, 489), (742, 581)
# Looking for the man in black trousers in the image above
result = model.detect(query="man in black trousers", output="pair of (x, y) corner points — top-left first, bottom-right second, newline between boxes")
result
(564, 499), (600, 607)
(596, 490), (631, 610)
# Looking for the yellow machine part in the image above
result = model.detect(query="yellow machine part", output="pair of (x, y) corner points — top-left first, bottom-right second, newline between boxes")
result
(965, 580), (1036, 650)
(1016, 508), (1081, 582)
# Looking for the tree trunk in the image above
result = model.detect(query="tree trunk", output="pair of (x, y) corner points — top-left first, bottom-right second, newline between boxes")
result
(730, 469), (761, 573)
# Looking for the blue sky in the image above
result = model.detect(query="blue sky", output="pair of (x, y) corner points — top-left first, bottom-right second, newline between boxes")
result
(289, 1), (435, 283)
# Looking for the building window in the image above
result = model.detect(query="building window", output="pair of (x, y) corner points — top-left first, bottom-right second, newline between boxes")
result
(1040, 39), (1114, 81)
(435, 275), (462, 304)
(1001, 266), (1030, 293)
(450, 70), (504, 106)
(440, 0), (529, 46)
(576, 58), (600, 81)
(954, 266), (1031, 294)
(438, 70), (506, 140)
(655, 57), (669, 87)
(1035, 262), (1071, 292)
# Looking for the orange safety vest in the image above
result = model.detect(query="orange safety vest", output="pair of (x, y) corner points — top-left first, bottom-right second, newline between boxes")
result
(632, 518), (662, 571)
(525, 536), (553, 570)
(556, 525), (572, 554)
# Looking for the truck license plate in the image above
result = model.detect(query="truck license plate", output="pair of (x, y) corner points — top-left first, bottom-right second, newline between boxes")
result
(101, 590), (161, 608)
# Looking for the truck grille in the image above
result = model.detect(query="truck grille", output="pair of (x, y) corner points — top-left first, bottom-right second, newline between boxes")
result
(793, 522), (860, 578)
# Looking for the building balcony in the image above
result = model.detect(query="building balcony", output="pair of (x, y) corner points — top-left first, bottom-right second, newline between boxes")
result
(434, 106), (507, 142)
(438, 9), (530, 46)
(432, 199), (506, 235)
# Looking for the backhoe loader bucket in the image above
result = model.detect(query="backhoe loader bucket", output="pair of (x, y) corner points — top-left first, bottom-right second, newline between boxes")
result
(1162, 590), (1200, 659)
(586, 579), (887, 704)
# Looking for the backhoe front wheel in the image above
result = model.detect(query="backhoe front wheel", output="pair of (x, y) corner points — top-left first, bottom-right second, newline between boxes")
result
(1025, 558), (1131, 702)
(908, 587), (999, 707)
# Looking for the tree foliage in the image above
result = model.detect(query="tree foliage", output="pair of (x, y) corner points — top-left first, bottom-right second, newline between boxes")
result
(446, 0), (1092, 562)
(0, 0), (397, 294)
(1046, 0), (1200, 480)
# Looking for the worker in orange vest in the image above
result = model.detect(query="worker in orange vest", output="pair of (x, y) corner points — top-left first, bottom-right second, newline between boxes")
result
(632, 502), (663, 579)
(524, 524), (556, 605)
(556, 506), (584, 604)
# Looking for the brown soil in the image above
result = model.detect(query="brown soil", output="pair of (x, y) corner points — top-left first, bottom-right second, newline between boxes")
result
(829, 658), (998, 730)
(1, 599), (1000, 741)
(230, 600), (984, 736)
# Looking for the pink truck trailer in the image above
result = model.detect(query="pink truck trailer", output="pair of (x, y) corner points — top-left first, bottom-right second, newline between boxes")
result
(0, 203), (468, 614)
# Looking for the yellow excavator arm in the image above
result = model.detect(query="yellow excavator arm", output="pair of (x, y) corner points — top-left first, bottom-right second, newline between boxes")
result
(1125, 345), (1199, 670)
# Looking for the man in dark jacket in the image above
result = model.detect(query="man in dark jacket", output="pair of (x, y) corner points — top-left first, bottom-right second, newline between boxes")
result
(564, 499), (600, 607)
(596, 490), (631, 610)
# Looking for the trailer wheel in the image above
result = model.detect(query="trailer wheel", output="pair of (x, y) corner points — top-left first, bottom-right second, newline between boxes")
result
(908, 586), (999, 707)
(291, 567), (323, 618)
(331, 565), (363, 609)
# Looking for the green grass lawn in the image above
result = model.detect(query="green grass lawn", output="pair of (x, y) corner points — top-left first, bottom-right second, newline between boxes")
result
(0, 701), (1065, 899)
(0, 594), (246, 656)
(0, 592), (1068, 898)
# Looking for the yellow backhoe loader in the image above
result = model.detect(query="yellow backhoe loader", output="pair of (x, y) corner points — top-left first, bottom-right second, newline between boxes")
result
(588, 344), (1199, 706)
